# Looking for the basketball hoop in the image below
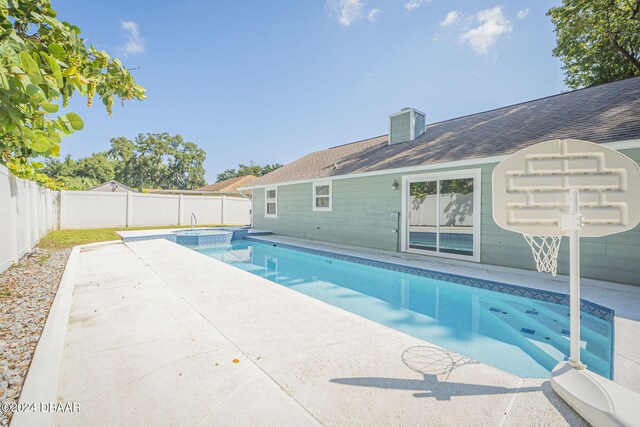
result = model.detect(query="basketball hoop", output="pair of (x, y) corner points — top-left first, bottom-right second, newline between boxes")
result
(492, 138), (640, 369)
(523, 234), (561, 276)
(491, 139), (640, 424)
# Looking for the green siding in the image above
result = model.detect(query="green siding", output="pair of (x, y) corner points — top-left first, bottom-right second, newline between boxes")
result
(253, 147), (640, 285)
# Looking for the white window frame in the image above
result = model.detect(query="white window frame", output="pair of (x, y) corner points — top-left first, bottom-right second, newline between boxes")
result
(400, 168), (481, 262)
(312, 180), (332, 212)
(265, 186), (278, 218)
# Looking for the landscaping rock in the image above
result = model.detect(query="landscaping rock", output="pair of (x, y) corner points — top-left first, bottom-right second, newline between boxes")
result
(0, 247), (70, 426)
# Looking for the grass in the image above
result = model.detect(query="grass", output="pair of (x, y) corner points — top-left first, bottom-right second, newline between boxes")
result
(37, 224), (229, 250)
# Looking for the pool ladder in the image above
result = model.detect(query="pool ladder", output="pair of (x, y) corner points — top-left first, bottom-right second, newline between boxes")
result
(191, 213), (197, 229)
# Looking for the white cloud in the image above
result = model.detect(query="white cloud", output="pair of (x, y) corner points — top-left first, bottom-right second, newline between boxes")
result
(367, 8), (380, 22)
(326, 0), (364, 26)
(516, 8), (530, 20)
(404, 0), (431, 12)
(120, 21), (144, 55)
(459, 6), (512, 55)
(439, 10), (460, 27)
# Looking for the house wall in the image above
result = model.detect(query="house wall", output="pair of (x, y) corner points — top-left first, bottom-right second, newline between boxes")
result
(253, 147), (640, 285)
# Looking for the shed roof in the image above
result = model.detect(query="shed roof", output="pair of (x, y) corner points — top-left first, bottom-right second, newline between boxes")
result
(246, 76), (640, 188)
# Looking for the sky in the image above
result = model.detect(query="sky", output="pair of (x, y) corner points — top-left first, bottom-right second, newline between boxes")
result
(55, 0), (566, 184)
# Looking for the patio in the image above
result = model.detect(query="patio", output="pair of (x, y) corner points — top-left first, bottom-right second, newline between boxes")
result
(17, 235), (640, 425)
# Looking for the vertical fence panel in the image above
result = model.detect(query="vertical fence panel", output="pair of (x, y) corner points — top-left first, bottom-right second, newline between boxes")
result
(60, 191), (128, 228)
(225, 197), (252, 225)
(182, 196), (223, 225)
(0, 165), (59, 275)
(0, 166), (14, 272)
(129, 193), (180, 226)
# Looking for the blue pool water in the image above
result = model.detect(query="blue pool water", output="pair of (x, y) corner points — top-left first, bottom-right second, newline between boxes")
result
(195, 240), (613, 378)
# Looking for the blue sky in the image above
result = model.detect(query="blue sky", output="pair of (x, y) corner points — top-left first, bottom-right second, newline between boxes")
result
(56, 0), (565, 183)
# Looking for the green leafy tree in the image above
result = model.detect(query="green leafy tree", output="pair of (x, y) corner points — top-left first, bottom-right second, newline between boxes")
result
(166, 137), (207, 190)
(42, 153), (76, 177)
(108, 133), (206, 190)
(237, 162), (262, 177)
(107, 136), (136, 186)
(216, 162), (283, 182)
(56, 175), (99, 190)
(43, 152), (114, 187)
(0, 0), (145, 187)
(43, 134), (205, 190)
(74, 153), (114, 183)
(548, 0), (640, 89)
(216, 168), (239, 182)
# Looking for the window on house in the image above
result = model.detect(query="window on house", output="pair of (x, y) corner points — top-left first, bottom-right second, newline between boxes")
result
(313, 181), (332, 211)
(265, 187), (277, 217)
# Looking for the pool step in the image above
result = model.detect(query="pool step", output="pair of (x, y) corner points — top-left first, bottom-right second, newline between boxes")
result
(480, 305), (559, 371)
(482, 300), (611, 377)
(500, 299), (612, 363)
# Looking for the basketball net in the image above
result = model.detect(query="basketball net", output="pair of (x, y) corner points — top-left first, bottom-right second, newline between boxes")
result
(523, 234), (562, 276)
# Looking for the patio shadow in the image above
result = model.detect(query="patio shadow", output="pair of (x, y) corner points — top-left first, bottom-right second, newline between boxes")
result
(330, 374), (543, 401)
(329, 345), (586, 425)
(330, 345), (542, 401)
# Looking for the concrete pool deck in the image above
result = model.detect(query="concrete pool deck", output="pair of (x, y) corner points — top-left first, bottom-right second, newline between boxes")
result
(15, 236), (640, 426)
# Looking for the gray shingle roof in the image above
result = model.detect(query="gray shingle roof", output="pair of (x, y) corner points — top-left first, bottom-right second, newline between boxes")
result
(247, 76), (640, 188)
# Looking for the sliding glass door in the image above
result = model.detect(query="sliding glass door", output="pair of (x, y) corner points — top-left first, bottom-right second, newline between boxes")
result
(405, 171), (479, 261)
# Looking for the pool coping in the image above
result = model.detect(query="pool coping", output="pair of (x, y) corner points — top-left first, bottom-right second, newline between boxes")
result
(12, 240), (122, 427)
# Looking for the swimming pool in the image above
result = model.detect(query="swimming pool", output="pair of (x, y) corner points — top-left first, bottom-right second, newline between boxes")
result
(195, 239), (614, 379)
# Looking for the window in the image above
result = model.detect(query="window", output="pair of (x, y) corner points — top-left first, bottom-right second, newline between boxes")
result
(265, 187), (277, 217)
(313, 181), (332, 211)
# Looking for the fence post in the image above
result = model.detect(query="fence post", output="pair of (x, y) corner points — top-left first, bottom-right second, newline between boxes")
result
(221, 195), (226, 225)
(59, 191), (65, 230)
(126, 191), (133, 227)
(9, 175), (19, 263)
(178, 194), (184, 226)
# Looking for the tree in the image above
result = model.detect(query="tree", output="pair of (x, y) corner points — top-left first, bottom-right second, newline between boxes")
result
(43, 133), (206, 190)
(548, 0), (640, 89)
(56, 175), (99, 190)
(107, 133), (206, 190)
(216, 162), (283, 182)
(43, 152), (114, 188)
(0, 0), (146, 187)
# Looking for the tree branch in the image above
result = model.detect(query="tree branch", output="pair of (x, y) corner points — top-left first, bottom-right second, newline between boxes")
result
(609, 33), (640, 72)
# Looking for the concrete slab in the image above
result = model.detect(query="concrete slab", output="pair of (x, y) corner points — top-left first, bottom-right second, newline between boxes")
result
(51, 241), (315, 426)
(22, 235), (637, 425)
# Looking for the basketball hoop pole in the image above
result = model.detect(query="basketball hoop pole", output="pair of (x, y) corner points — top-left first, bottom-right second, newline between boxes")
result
(567, 188), (585, 369)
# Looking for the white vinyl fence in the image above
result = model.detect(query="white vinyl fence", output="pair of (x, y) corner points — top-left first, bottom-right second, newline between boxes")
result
(1, 165), (252, 275)
(1, 165), (59, 274)
(59, 191), (251, 229)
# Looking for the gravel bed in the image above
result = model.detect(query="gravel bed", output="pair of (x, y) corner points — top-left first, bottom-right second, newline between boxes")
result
(0, 247), (70, 426)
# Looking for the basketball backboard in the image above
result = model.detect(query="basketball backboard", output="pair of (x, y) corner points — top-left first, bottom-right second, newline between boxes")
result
(492, 139), (640, 238)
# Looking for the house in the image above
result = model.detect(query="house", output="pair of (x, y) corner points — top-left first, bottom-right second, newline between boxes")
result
(197, 175), (258, 195)
(145, 175), (257, 196)
(240, 76), (640, 285)
(88, 180), (138, 193)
